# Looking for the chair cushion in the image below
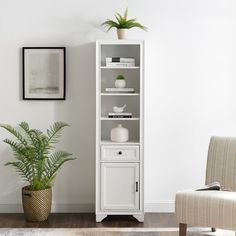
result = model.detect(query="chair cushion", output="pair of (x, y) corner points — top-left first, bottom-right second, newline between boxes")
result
(175, 189), (236, 231)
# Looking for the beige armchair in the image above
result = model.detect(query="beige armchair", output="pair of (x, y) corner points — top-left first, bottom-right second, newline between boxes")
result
(175, 137), (236, 236)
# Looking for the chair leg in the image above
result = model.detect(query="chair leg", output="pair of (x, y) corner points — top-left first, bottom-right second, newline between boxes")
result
(179, 223), (187, 236)
(211, 228), (216, 232)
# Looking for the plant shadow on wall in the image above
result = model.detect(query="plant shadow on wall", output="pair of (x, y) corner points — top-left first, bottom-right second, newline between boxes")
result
(53, 43), (96, 211)
(0, 122), (75, 221)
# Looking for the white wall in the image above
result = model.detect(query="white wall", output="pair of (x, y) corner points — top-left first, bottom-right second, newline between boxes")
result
(0, 0), (236, 213)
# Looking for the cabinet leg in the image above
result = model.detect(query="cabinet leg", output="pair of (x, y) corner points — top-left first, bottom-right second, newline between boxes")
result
(179, 223), (187, 236)
(133, 214), (144, 222)
(96, 214), (107, 222)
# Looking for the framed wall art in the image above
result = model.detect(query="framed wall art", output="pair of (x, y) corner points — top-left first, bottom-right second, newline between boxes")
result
(22, 47), (66, 100)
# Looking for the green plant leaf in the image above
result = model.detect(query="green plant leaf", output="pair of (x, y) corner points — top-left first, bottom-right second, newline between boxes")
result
(5, 161), (32, 183)
(0, 124), (27, 146)
(47, 122), (69, 144)
(19, 122), (29, 132)
(127, 21), (148, 31)
(3, 139), (25, 152)
(45, 151), (75, 186)
(124, 7), (128, 20)
(101, 20), (119, 31)
(116, 75), (125, 80)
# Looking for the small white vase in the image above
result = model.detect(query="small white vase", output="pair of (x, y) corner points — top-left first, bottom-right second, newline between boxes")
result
(115, 79), (126, 88)
(117, 28), (126, 40)
(111, 124), (129, 142)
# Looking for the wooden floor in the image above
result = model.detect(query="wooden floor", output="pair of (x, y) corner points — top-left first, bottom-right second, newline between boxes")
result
(0, 213), (177, 228)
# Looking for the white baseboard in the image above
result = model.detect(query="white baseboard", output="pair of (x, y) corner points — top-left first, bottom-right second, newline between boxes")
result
(144, 200), (175, 212)
(0, 203), (95, 213)
(0, 201), (174, 213)
(51, 203), (95, 213)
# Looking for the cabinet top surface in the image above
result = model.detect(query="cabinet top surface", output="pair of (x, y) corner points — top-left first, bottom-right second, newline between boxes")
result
(96, 39), (144, 45)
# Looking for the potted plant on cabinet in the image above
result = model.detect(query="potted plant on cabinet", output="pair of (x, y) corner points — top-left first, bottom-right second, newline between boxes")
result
(0, 121), (75, 221)
(101, 7), (147, 39)
(115, 74), (126, 88)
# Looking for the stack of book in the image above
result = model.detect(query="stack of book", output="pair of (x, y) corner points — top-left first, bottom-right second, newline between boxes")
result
(105, 88), (134, 93)
(106, 57), (135, 67)
(108, 112), (132, 118)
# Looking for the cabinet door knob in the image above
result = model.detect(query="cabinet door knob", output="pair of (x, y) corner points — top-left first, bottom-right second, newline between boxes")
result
(118, 151), (122, 155)
(136, 182), (139, 192)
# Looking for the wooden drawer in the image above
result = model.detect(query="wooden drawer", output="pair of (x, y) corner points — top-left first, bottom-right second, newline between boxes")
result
(101, 145), (139, 161)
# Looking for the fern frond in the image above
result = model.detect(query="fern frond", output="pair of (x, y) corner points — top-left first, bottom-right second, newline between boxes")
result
(19, 123), (41, 149)
(46, 151), (75, 181)
(47, 122), (69, 144)
(3, 139), (25, 152)
(19, 122), (29, 132)
(0, 124), (27, 146)
(5, 161), (32, 183)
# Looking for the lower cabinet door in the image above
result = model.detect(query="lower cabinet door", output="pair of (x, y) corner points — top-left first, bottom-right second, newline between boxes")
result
(101, 162), (139, 210)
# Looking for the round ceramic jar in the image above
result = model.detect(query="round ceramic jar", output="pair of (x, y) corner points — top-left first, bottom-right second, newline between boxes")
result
(111, 124), (129, 142)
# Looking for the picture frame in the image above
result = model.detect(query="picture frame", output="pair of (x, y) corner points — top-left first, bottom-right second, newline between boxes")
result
(22, 47), (66, 100)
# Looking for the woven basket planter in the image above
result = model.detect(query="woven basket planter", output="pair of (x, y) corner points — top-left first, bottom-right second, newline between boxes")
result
(22, 186), (52, 222)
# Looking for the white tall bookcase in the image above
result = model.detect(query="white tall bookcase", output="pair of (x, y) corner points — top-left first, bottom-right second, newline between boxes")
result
(96, 40), (144, 222)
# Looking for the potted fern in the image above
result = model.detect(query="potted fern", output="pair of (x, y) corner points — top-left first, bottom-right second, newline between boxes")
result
(101, 8), (147, 39)
(0, 121), (75, 221)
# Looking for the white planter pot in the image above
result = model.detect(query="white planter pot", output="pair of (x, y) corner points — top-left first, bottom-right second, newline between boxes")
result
(117, 29), (126, 40)
(111, 124), (129, 142)
(115, 79), (126, 88)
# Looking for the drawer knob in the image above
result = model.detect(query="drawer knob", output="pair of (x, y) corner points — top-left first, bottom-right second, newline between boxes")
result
(118, 151), (122, 155)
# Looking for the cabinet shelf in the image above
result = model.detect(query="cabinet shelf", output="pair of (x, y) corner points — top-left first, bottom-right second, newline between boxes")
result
(100, 66), (140, 69)
(100, 117), (140, 121)
(101, 93), (140, 96)
(101, 140), (140, 145)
